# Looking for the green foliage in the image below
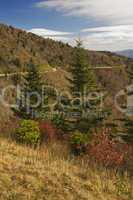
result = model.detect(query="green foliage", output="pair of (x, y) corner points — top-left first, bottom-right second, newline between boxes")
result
(122, 118), (133, 144)
(24, 62), (43, 109)
(65, 40), (110, 133)
(67, 40), (97, 130)
(70, 131), (90, 146)
(52, 113), (65, 128)
(115, 178), (132, 199)
(68, 39), (96, 95)
(70, 131), (91, 155)
(16, 120), (40, 145)
(18, 62), (43, 119)
(77, 117), (97, 133)
(51, 113), (69, 132)
(38, 63), (52, 72)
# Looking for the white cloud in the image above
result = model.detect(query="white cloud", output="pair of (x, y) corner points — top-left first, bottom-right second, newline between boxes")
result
(29, 28), (71, 36)
(81, 25), (133, 51)
(28, 25), (133, 51)
(36, 0), (133, 25)
(35, 1), (133, 50)
(28, 28), (73, 42)
(82, 25), (133, 34)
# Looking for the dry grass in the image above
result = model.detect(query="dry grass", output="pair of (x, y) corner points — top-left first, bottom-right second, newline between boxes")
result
(0, 138), (132, 200)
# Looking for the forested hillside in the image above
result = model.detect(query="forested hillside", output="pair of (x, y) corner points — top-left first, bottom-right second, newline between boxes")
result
(0, 24), (133, 200)
(0, 23), (131, 128)
(0, 23), (132, 73)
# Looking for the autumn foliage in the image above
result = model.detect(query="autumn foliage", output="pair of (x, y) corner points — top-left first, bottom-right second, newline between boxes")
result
(39, 120), (67, 141)
(39, 121), (58, 141)
(88, 129), (131, 168)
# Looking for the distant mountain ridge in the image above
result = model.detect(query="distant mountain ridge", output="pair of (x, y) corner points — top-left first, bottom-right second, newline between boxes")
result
(116, 49), (133, 58)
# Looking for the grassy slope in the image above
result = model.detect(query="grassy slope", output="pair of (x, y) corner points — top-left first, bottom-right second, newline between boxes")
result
(0, 138), (132, 200)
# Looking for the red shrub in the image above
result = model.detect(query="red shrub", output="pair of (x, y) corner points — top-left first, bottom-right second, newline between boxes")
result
(88, 129), (130, 168)
(39, 121), (69, 143)
(39, 121), (57, 141)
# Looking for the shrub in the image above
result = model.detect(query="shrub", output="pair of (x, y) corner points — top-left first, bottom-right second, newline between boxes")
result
(39, 121), (57, 142)
(77, 118), (92, 133)
(70, 131), (90, 155)
(88, 129), (129, 168)
(51, 113), (67, 131)
(16, 120), (40, 145)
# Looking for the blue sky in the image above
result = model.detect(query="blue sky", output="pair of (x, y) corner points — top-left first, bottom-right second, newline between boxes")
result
(0, 0), (133, 51)
(0, 0), (99, 31)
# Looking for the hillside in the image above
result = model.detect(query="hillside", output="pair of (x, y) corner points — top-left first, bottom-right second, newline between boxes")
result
(116, 50), (133, 59)
(0, 23), (133, 200)
(0, 23), (132, 73)
(0, 138), (132, 200)
(0, 23), (132, 133)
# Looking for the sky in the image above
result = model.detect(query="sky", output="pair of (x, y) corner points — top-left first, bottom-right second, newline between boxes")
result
(0, 0), (133, 51)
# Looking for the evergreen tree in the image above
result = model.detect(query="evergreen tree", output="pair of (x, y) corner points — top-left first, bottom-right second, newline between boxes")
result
(68, 39), (98, 115)
(67, 39), (107, 132)
(18, 62), (43, 119)
(68, 39), (96, 96)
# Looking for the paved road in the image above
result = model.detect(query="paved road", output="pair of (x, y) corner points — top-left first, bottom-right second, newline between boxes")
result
(0, 66), (124, 78)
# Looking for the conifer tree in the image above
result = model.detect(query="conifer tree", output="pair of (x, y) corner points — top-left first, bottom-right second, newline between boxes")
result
(67, 39), (106, 132)
(18, 62), (43, 119)
(68, 39), (96, 96)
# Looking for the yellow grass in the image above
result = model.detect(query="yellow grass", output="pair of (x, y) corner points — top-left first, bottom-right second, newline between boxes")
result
(0, 138), (132, 200)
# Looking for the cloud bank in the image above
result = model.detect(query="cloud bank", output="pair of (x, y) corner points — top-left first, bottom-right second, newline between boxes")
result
(28, 28), (73, 42)
(34, 1), (133, 51)
(28, 25), (133, 51)
(82, 25), (133, 51)
(36, 0), (133, 25)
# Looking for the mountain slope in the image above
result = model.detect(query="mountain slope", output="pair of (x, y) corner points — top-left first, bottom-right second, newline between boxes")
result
(116, 49), (133, 58)
(0, 23), (132, 73)
(0, 23), (132, 124)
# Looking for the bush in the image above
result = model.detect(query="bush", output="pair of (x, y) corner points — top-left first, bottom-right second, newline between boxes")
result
(77, 118), (92, 133)
(16, 120), (40, 145)
(88, 129), (130, 168)
(51, 113), (68, 132)
(70, 131), (90, 155)
(39, 121), (57, 142)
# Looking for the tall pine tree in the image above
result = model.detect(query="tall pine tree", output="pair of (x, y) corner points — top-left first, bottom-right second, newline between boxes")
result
(68, 39), (96, 96)
(18, 62), (43, 119)
(67, 40), (105, 132)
